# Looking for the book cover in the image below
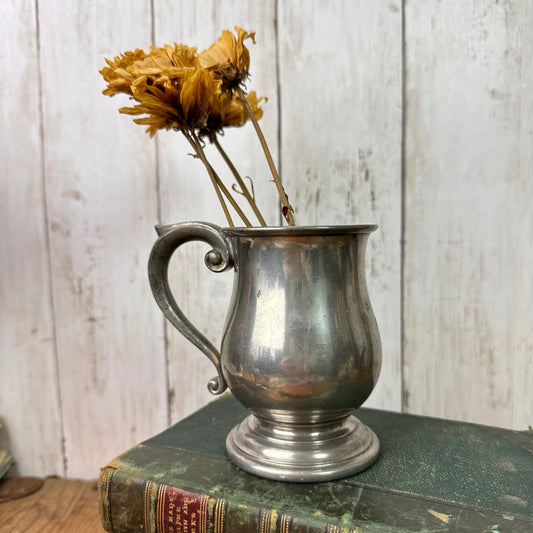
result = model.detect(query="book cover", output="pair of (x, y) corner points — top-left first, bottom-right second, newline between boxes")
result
(99, 394), (532, 533)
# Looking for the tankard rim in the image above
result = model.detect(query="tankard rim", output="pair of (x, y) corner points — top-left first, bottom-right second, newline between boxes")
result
(223, 224), (378, 237)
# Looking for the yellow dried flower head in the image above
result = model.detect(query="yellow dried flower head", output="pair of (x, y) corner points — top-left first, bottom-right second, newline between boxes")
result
(100, 44), (199, 100)
(129, 43), (199, 89)
(180, 68), (217, 126)
(100, 40), (265, 138)
(201, 90), (265, 139)
(207, 92), (244, 131)
(118, 67), (219, 137)
(199, 26), (255, 94)
(245, 91), (265, 122)
(100, 49), (147, 96)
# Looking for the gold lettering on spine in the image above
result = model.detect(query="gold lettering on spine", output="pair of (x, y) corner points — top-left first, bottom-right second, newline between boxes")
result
(168, 498), (175, 532)
(154, 486), (214, 533)
(181, 496), (186, 532)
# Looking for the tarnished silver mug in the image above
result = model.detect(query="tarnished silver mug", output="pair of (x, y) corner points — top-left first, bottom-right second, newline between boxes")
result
(148, 222), (381, 482)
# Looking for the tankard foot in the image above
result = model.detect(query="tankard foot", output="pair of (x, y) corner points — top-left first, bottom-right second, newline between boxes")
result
(225, 412), (379, 482)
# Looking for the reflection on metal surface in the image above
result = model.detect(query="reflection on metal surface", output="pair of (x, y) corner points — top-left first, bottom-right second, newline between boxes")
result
(251, 287), (285, 353)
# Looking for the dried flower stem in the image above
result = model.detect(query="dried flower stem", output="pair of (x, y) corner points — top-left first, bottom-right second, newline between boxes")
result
(187, 132), (253, 227)
(213, 136), (267, 227)
(207, 163), (253, 227)
(185, 131), (234, 227)
(236, 86), (295, 226)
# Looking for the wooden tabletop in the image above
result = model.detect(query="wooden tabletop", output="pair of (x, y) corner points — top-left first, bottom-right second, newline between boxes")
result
(0, 477), (105, 532)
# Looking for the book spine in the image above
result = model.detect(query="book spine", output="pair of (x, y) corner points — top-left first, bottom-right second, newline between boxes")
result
(98, 467), (359, 533)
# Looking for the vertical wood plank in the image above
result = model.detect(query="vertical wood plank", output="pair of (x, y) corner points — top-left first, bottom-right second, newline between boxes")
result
(403, 0), (522, 427)
(514, 1), (533, 430)
(278, 0), (403, 410)
(0, 0), (64, 476)
(37, 0), (168, 477)
(152, 0), (281, 422)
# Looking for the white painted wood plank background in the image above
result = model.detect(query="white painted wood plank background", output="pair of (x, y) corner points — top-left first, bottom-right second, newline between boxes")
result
(403, 0), (527, 427)
(0, 0), (531, 478)
(514, 0), (533, 431)
(0, 0), (64, 476)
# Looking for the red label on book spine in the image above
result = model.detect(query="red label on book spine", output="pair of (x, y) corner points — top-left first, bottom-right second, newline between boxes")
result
(157, 484), (211, 533)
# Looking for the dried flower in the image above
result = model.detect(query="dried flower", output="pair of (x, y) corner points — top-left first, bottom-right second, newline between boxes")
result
(202, 90), (265, 139)
(99, 42), (262, 138)
(129, 43), (199, 87)
(199, 26), (255, 95)
(100, 49), (147, 96)
(245, 91), (265, 122)
(100, 28), (295, 227)
(117, 68), (218, 137)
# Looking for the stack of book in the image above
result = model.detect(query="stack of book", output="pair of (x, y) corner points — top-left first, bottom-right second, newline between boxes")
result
(99, 394), (533, 532)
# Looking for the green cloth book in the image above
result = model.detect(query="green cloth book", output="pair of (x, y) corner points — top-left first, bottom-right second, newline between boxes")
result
(99, 394), (532, 533)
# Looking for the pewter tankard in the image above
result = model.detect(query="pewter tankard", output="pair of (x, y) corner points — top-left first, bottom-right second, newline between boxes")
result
(148, 222), (381, 482)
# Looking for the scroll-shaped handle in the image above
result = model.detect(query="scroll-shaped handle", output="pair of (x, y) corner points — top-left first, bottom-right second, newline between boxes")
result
(148, 221), (234, 394)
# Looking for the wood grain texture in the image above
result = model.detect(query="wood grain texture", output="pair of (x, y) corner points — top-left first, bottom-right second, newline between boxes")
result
(277, 0), (403, 410)
(403, 0), (523, 426)
(0, 478), (104, 533)
(152, 0), (281, 423)
(37, 0), (168, 477)
(0, 0), (64, 476)
(514, 0), (533, 430)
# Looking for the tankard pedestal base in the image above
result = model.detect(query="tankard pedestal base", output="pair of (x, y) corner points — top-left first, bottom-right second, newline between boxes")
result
(225, 412), (379, 482)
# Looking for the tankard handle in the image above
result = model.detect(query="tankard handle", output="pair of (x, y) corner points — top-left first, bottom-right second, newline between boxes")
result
(148, 221), (234, 395)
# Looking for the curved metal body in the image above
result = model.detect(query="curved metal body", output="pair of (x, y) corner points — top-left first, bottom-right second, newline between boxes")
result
(148, 222), (382, 482)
